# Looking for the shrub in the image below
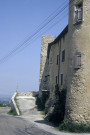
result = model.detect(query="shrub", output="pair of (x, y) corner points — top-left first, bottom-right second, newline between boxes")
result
(36, 92), (49, 111)
(59, 120), (90, 133)
(8, 109), (17, 116)
(47, 88), (67, 124)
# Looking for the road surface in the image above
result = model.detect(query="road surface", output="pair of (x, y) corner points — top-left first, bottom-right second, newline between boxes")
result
(0, 107), (56, 135)
(0, 105), (89, 135)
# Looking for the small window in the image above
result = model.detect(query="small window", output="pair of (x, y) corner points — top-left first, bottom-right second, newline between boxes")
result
(56, 76), (58, 84)
(62, 50), (65, 62)
(56, 75), (59, 84)
(57, 55), (59, 65)
(61, 74), (63, 86)
(74, 2), (83, 24)
(74, 54), (81, 69)
(58, 75), (59, 84)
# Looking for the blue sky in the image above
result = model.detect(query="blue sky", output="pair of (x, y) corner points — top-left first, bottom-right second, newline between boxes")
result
(0, 0), (68, 96)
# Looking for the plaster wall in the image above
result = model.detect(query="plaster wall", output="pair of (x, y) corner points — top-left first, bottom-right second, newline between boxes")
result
(49, 32), (68, 100)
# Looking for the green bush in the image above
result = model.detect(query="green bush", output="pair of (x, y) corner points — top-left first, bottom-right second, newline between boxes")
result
(8, 109), (17, 116)
(0, 102), (10, 107)
(36, 96), (44, 110)
(36, 92), (48, 111)
(47, 88), (67, 124)
(59, 120), (90, 133)
(0, 103), (5, 107)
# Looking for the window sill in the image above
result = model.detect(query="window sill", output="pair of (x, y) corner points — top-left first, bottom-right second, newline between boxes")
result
(73, 20), (83, 25)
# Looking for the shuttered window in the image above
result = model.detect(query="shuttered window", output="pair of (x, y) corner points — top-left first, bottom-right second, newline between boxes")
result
(74, 54), (81, 69)
(74, 2), (83, 24)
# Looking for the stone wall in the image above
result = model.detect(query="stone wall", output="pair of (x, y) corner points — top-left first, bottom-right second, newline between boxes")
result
(65, 0), (90, 123)
(48, 33), (68, 99)
(45, 28), (68, 115)
(17, 92), (33, 97)
(39, 0), (90, 124)
(11, 92), (20, 115)
(39, 36), (54, 97)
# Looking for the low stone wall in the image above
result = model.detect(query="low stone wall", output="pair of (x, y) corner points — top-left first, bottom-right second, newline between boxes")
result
(17, 91), (39, 97)
(11, 92), (20, 115)
(11, 91), (39, 116)
(17, 92), (33, 97)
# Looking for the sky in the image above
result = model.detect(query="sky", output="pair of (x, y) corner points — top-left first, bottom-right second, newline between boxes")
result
(0, 0), (68, 97)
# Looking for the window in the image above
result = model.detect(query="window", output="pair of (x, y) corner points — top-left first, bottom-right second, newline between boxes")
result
(44, 75), (49, 82)
(56, 75), (59, 84)
(57, 55), (59, 65)
(56, 76), (58, 84)
(74, 2), (83, 24)
(61, 74), (63, 86)
(74, 54), (81, 69)
(62, 50), (65, 62)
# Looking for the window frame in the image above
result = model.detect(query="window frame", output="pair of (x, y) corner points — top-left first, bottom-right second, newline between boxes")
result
(74, 2), (83, 25)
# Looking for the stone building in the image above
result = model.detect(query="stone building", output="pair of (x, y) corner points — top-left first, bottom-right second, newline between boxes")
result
(39, 36), (54, 97)
(39, 0), (90, 123)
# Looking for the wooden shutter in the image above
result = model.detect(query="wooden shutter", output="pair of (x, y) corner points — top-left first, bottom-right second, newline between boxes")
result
(74, 10), (78, 23)
(74, 54), (81, 69)
(78, 8), (82, 21)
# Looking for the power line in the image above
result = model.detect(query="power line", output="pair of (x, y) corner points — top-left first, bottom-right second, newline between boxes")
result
(0, 1), (69, 64)
(13, 13), (69, 57)
(0, 0), (76, 64)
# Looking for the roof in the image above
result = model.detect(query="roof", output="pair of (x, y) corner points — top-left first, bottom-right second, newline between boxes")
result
(47, 25), (68, 58)
(49, 25), (68, 45)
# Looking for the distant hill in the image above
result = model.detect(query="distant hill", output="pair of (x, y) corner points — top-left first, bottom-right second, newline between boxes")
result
(0, 95), (11, 102)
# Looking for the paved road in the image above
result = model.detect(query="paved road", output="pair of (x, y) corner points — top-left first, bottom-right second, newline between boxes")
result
(0, 107), (56, 135)
(0, 106), (89, 135)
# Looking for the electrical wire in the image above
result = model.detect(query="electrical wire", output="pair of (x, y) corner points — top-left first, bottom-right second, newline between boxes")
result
(0, 1), (69, 64)
(0, 0), (77, 65)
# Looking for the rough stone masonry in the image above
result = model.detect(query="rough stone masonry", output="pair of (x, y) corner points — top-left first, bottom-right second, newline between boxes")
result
(39, 0), (90, 124)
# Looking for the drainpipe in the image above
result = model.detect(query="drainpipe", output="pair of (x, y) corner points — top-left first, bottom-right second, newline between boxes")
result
(58, 40), (61, 90)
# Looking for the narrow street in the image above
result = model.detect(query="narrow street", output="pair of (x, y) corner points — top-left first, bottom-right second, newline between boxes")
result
(0, 107), (89, 135)
(0, 107), (55, 135)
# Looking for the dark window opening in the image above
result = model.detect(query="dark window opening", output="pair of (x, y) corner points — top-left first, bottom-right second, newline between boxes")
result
(62, 50), (65, 62)
(56, 76), (58, 84)
(57, 55), (59, 65)
(61, 74), (63, 86)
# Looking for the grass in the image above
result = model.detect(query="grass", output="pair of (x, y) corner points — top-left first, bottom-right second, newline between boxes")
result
(8, 109), (17, 116)
(58, 120), (90, 133)
(40, 111), (45, 116)
(0, 103), (6, 107)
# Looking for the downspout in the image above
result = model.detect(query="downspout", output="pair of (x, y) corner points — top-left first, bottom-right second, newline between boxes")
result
(58, 40), (61, 90)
